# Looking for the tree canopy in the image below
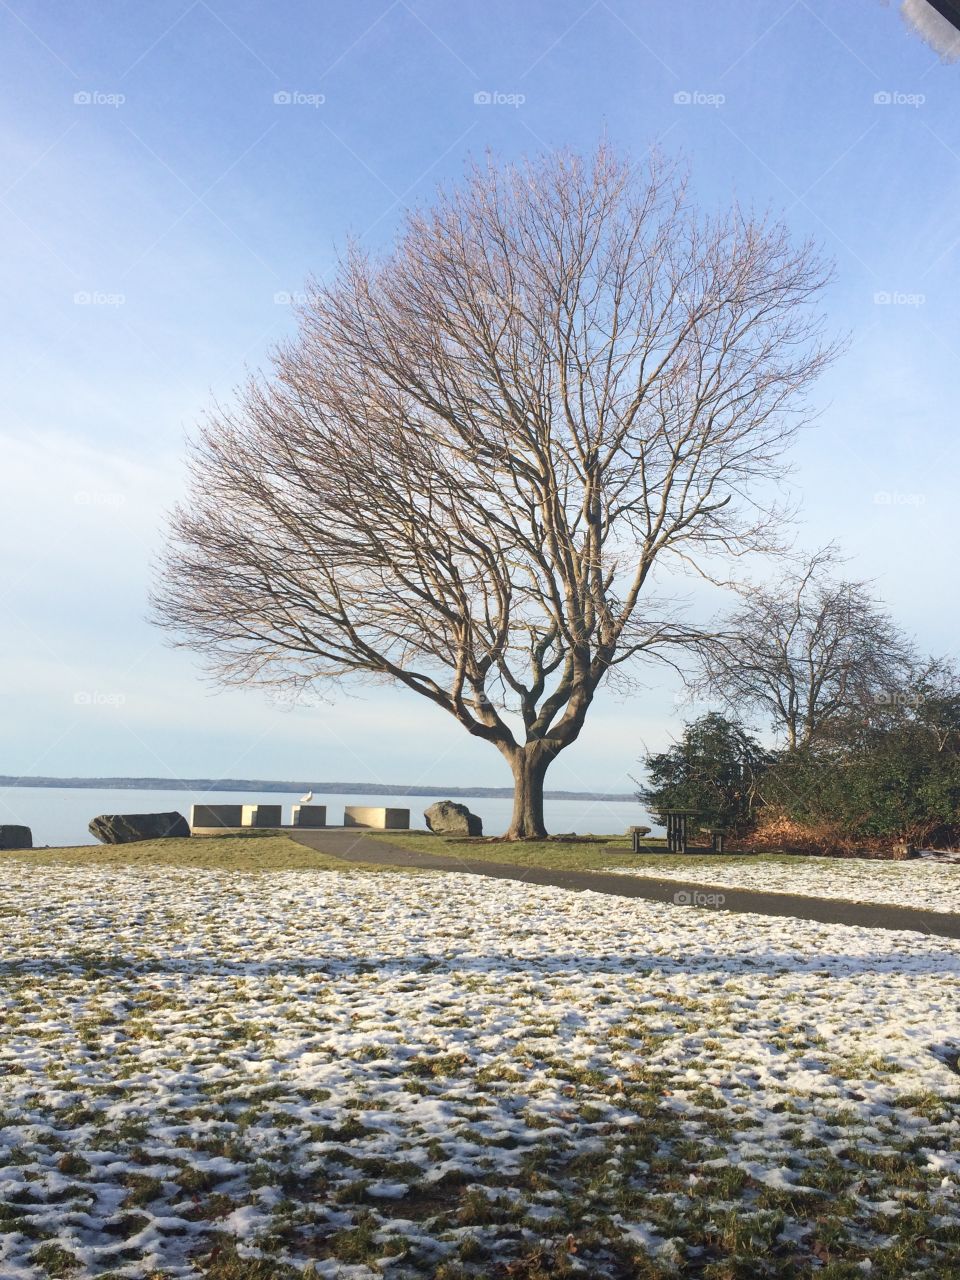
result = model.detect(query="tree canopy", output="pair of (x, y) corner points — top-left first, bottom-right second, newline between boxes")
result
(153, 144), (835, 836)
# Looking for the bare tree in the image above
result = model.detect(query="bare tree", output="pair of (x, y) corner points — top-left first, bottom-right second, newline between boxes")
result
(153, 144), (835, 838)
(692, 548), (916, 751)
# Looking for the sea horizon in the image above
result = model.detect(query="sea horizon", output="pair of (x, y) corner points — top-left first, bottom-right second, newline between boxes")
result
(0, 784), (652, 848)
(0, 774), (635, 802)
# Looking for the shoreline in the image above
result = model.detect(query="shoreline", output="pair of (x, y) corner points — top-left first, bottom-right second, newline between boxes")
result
(0, 777), (636, 803)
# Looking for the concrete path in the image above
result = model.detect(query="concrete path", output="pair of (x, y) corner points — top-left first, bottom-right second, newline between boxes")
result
(290, 829), (960, 940)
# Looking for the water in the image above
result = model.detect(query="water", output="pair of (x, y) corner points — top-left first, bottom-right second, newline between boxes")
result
(0, 786), (655, 848)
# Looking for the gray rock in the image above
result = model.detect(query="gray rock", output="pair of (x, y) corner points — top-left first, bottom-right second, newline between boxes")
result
(0, 825), (32, 850)
(424, 800), (483, 837)
(88, 812), (190, 844)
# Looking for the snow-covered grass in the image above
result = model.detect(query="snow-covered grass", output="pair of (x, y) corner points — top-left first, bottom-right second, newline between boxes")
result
(2, 862), (960, 1278)
(604, 856), (960, 916)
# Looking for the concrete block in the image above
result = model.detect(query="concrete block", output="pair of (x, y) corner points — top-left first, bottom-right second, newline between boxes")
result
(343, 806), (410, 830)
(241, 804), (282, 828)
(190, 804), (243, 829)
(292, 804), (327, 828)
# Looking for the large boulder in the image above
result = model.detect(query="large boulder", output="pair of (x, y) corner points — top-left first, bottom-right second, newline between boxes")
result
(88, 812), (190, 844)
(424, 800), (483, 837)
(0, 825), (32, 850)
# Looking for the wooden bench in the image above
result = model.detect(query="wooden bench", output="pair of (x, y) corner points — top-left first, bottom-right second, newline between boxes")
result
(699, 826), (727, 854)
(629, 824), (652, 853)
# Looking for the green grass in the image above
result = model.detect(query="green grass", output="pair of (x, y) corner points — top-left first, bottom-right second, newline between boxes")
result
(369, 831), (804, 874)
(3, 827), (917, 882)
(0, 833), (411, 874)
(0, 828), (790, 878)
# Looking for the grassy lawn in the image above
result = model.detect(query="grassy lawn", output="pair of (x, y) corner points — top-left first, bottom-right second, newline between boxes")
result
(370, 830), (800, 874)
(2, 861), (959, 1278)
(0, 833), (412, 874)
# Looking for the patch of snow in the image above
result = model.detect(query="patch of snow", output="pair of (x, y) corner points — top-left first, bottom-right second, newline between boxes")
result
(605, 855), (960, 913)
(0, 863), (959, 1276)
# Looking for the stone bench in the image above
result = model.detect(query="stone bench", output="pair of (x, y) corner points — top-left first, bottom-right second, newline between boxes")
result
(241, 804), (282, 828)
(292, 804), (327, 828)
(343, 806), (410, 830)
(190, 803), (243, 829)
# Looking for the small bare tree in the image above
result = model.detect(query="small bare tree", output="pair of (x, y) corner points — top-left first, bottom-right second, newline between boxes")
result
(692, 548), (915, 751)
(153, 145), (835, 837)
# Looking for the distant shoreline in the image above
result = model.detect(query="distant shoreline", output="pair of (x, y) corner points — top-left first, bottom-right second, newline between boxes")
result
(0, 776), (636, 803)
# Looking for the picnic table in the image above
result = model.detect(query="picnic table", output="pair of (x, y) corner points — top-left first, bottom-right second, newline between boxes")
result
(655, 809), (707, 854)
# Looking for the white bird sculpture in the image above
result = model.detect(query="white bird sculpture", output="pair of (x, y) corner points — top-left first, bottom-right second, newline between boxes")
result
(300, 789), (313, 804)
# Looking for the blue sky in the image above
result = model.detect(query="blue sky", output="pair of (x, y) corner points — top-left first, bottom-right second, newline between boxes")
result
(1, 0), (958, 796)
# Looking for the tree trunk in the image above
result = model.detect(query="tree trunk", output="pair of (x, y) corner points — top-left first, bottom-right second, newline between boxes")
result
(506, 746), (551, 839)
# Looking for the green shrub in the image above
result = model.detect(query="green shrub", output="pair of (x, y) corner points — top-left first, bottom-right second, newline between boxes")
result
(640, 713), (772, 835)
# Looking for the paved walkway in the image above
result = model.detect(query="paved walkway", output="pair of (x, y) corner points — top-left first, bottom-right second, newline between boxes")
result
(290, 829), (960, 940)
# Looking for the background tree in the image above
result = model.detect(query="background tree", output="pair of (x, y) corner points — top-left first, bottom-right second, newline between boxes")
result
(639, 712), (772, 835)
(764, 659), (960, 846)
(153, 144), (834, 838)
(692, 548), (915, 752)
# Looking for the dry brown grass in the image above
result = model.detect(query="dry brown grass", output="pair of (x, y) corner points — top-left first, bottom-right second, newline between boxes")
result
(739, 813), (931, 860)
